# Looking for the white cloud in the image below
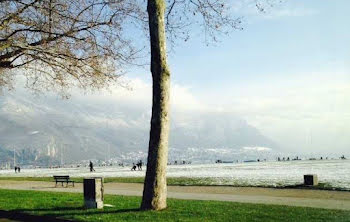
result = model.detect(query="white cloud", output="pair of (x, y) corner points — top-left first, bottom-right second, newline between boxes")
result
(229, 0), (318, 20)
(81, 71), (349, 155)
(171, 84), (206, 111)
(197, 70), (350, 153)
(261, 8), (318, 19)
(75, 77), (207, 113)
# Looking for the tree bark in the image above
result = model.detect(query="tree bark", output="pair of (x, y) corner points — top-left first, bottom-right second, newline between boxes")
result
(141, 0), (170, 211)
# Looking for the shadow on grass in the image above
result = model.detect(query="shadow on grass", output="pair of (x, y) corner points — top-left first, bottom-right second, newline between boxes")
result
(0, 209), (72, 222)
(0, 207), (141, 222)
(13, 207), (84, 212)
(42, 208), (141, 218)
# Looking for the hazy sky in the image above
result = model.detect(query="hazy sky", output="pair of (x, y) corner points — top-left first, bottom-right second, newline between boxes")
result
(122, 0), (350, 154)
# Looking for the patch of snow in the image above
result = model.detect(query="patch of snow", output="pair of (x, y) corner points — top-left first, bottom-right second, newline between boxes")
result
(1, 160), (349, 189)
(242, 146), (272, 152)
(29, 131), (39, 135)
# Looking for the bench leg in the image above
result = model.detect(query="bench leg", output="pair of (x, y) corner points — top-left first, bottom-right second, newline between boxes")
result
(55, 181), (57, 187)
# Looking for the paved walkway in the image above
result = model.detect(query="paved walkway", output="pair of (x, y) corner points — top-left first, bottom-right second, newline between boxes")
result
(0, 180), (349, 211)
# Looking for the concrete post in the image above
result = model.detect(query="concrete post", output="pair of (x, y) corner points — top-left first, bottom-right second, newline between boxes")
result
(84, 177), (104, 209)
(304, 174), (318, 186)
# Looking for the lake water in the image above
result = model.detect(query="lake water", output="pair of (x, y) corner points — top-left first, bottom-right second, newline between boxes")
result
(1, 160), (349, 189)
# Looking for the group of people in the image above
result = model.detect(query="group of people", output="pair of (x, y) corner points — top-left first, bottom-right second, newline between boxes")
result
(88, 160), (143, 172)
(14, 166), (21, 173)
(131, 160), (143, 171)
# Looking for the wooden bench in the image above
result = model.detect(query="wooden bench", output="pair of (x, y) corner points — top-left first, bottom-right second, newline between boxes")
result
(53, 175), (75, 187)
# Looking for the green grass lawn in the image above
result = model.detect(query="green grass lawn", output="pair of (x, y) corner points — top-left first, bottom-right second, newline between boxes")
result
(0, 189), (348, 222)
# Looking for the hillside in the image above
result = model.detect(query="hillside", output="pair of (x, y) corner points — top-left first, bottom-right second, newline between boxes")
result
(0, 89), (278, 163)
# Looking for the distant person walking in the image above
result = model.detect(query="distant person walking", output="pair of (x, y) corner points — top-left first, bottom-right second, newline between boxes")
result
(131, 163), (137, 171)
(14, 166), (17, 173)
(89, 161), (95, 172)
(137, 160), (143, 170)
(18, 166), (20, 173)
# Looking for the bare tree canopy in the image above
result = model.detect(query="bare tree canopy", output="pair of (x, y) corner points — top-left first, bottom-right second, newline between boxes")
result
(0, 0), (249, 94)
(0, 0), (146, 94)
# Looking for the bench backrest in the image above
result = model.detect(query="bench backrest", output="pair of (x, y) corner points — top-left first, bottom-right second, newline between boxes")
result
(53, 175), (70, 180)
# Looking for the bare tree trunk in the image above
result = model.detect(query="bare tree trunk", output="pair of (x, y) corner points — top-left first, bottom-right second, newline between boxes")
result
(141, 0), (170, 211)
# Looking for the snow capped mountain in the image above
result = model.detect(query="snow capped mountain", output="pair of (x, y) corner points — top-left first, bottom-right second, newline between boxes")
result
(0, 88), (278, 163)
(170, 111), (276, 149)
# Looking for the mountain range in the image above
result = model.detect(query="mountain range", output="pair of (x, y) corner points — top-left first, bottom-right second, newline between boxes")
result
(0, 88), (278, 164)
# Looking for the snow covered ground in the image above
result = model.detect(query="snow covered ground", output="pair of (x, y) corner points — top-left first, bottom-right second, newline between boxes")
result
(0, 160), (349, 189)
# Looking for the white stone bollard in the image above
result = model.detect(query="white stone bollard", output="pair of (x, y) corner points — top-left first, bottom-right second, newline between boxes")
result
(84, 177), (104, 209)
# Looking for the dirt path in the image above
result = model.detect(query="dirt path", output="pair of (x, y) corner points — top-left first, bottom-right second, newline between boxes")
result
(0, 180), (349, 210)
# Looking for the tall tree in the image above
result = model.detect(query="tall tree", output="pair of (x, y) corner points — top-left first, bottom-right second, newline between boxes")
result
(141, 0), (170, 210)
(141, 0), (247, 210)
